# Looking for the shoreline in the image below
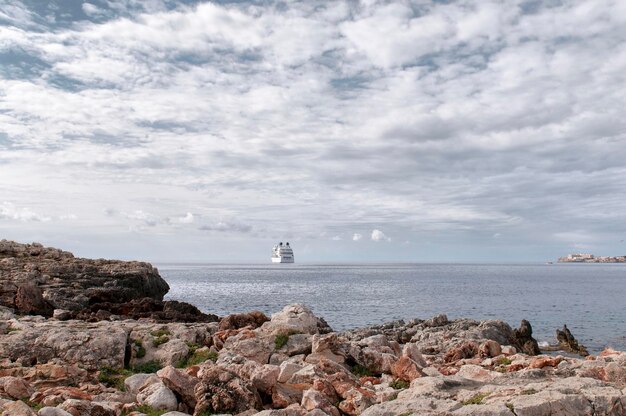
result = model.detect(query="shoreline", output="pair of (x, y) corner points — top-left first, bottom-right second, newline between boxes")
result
(1, 240), (625, 415)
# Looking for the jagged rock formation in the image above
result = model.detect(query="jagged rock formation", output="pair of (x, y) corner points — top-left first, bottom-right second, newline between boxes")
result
(3, 304), (623, 415)
(557, 324), (590, 357)
(513, 319), (541, 356)
(0, 240), (169, 316)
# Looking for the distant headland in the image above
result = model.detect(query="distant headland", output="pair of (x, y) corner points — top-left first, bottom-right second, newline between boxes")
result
(558, 253), (626, 263)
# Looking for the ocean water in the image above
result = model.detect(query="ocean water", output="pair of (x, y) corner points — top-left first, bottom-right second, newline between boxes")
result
(160, 263), (626, 354)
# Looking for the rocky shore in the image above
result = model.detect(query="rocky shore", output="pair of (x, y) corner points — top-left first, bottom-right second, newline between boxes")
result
(1, 241), (625, 416)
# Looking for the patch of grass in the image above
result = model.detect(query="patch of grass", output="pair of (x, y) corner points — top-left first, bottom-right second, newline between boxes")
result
(497, 357), (513, 366)
(521, 388), (537, 395)
(275, 333), (290, 349)
(25, 400), (43, 411)
(98, 366), (133, 390)
(390, 379), (410, 389)
(6, 327), (20, 333)
(132, 360), (162, 374)
(351, 364), (373, 377)
(133, 339), (146, 358)
(150, 328), (171, 337)
(462, 393), (488, 405)
(398, 412), (413, 416)
(177, 349), (218, 368)
(506, 402), (515, 411)
(152, 335), (170, 347)
(186, 341), (200, 353)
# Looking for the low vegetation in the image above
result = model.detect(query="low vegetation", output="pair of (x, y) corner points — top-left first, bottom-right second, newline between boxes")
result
(275, 333), (290, 349)
(351, 364), (373, 377)
(462, 393), (488, 405)
(390, 379), (410, 389)
(98, 360), (163, 391)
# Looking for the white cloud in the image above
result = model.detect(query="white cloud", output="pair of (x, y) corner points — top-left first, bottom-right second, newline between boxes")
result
(82, 3), (103, 17)
(0, 202), (51, 222)
(371, 229), (390, 242)
(1, 1), (626, 261)
(178, 212), (194, 224)
(331, 235), (341, 241)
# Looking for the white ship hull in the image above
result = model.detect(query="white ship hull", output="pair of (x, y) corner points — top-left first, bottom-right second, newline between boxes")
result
(272, 242), (294, 263)
(272, 257), (294, 263)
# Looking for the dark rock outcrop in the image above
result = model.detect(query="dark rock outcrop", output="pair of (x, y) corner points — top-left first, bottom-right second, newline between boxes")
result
(513, 319), (541, 355)
(0, 240), (169, 315)
(71, 298), (218, 323)
(556, 324), (589, 356)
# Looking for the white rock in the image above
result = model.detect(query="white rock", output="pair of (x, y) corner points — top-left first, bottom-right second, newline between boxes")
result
(124, 373), (159, 395)
(136, 381), (178, 411)
(38, 408), (73, 416)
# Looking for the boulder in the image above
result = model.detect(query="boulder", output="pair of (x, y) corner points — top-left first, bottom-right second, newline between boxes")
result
(194, 364), (262, 414)
(136, 381), (178, 411)
(391, 356), (424, 382)
(0, 376), (33, 399)
(301, 388), (340, 416)
(57, 399), (116, 416)
(157, 366), (199, 409)
(443, 341), (479, 363)
(263, 305), (332, 335)
(1, 400), (37, 416)
(38, 408), (73, 416)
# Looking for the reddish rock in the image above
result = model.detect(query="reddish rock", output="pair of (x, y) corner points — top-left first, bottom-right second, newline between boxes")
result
(301, 388), (340, 416)
(194, 365), (262, 414)
(443, 341), (479, 363)
(0, 400), (37, 415)
(272, 383), (304, 408)
(529, 356), (563, 369)
(391, 356), (424, 382)
(507, 363), (526, 372)
(30, 386), (92, 407)
(219, 311), (270, 331)
(0, 376), (34, 399)
(157, 365), (199, 409)
(337, 387), (376, 416)
(479, 340), (502, 358)
(58, 399), (116, 416)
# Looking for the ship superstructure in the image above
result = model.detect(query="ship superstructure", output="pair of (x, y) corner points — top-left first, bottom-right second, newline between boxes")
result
(272, 242), (294, 263)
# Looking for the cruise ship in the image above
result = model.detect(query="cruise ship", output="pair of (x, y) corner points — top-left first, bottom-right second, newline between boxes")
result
(272, 242), (294, 263)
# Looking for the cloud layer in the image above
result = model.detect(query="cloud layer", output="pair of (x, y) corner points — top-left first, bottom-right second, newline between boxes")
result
(1, 0), (625, 261)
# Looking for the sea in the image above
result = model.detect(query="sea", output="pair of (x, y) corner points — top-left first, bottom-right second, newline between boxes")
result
(159, 263), (626, 354)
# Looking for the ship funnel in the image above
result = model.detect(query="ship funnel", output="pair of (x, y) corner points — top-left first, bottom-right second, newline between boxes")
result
(286, 242), (290, 246)
(279, 242), (283, 246)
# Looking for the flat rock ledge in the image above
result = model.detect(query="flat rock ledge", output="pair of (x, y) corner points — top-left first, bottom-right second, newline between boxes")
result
(1, 304), (625, 416)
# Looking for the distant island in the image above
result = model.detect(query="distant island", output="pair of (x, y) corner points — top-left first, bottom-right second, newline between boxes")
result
(558, 253), (626, 263)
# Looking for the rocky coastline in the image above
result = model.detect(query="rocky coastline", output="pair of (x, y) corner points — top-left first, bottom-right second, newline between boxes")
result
(1, 240), (625, 416)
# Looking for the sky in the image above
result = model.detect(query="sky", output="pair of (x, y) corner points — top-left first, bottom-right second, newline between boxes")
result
(1, 0), (625, 263)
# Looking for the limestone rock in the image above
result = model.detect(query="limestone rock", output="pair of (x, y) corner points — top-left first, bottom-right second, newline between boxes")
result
(157, 366), (199, 409)
(0, 376), (34, 399)
(263, 305), (332, 335)
(194, 364), (262, 414)
(136, 381), (178, 411)
(38, 407), (73, 416)
(1, 400), (37, 416)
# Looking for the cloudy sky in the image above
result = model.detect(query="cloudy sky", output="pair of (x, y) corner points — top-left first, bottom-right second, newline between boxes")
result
(1, 0), (625, 263)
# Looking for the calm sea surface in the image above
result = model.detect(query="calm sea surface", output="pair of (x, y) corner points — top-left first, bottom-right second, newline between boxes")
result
(160, 263), (626, 353)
